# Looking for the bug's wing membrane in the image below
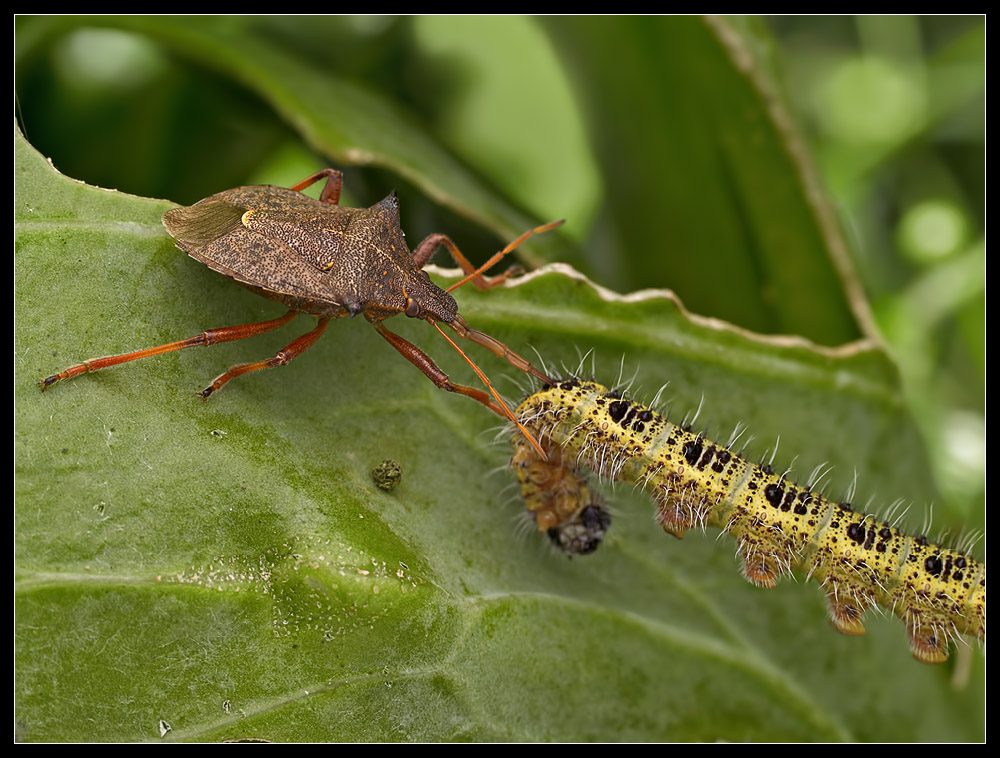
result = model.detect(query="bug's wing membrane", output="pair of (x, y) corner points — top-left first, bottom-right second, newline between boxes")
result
(164, 199), (351, 317)
(163, 199), (246, 247)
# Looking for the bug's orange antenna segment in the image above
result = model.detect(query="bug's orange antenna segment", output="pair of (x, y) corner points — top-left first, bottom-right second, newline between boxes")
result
(431, 321), (547, 461)
(449, 314), (552, 386)
(445, 220), (565, 294)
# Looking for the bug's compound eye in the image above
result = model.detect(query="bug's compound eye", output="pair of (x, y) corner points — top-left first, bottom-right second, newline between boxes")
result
(405, 298), (421, 318)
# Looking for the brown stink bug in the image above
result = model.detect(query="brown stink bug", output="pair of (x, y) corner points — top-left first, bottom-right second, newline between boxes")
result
(40, 169), (558, 454)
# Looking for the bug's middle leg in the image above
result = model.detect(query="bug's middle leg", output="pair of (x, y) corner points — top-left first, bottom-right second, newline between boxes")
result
(200, 317), (331, 399)
(289, 169), (343, 205)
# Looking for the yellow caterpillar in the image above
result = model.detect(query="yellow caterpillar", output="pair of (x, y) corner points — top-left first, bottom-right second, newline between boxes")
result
(511, 378), (985, 664)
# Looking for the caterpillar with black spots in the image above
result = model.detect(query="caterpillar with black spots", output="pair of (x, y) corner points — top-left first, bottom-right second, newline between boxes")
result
(510, 378), (985, 664)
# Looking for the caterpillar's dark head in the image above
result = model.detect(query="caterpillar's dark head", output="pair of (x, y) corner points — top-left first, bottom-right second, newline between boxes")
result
(547, 503), (612, 557)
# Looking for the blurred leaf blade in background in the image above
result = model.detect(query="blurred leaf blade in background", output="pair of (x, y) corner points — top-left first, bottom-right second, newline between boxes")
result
(768, 15), (985, 518)
(15, 15), (575, 266)
(542, 15), (870, 345)
(15, 14), (983, 743)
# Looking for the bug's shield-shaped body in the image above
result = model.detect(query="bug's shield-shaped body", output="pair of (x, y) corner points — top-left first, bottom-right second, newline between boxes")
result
(42, 168), (554, 444)
(162, 186), (457, 323)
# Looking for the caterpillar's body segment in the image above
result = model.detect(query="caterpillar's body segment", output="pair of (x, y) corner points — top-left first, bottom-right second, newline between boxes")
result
(512, 379), (985, 664)
(510, 420), (611, 556)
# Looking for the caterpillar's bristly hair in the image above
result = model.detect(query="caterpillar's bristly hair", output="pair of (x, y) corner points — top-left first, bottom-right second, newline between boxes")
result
(512, 379), (986, 664)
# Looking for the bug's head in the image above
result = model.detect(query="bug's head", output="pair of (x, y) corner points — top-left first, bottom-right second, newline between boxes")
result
(401, 269), (459, 324)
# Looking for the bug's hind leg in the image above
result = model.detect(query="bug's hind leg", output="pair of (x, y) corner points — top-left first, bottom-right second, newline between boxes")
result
(200, 317), (330, 399)
(40, 310), (299, 390)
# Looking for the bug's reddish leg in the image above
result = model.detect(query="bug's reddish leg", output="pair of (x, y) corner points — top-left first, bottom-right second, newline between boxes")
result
(371, 321), (547, 460)
(410, 221), (561, 388)
(40, 310), (299, 391)
(448, 220), (564, 294)
(200, 317), (331, 399)
(429, 322), (547, 460)
(411, 220), (564, 293)
(370, 321), (504, 413)
(289, 168), (343, 205)
(411, 234), (503, 291)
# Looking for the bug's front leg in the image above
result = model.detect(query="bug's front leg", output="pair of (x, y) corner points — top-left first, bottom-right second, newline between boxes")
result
(370, 321), (507, 417)
(410, 234), (515, 291)
(411, 220), (564, 292)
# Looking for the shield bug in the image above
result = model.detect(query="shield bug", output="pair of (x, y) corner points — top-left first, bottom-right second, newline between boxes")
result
(40, 169), (557, 453)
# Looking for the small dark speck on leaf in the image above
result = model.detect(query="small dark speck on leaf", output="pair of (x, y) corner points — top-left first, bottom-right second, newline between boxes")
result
(372, 459), (403, 491)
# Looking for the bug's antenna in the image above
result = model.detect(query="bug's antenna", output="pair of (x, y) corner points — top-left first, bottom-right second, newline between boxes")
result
(432, 322), (547, 461)
(448, 315), (552, 386)
(445, 220), (564, 294)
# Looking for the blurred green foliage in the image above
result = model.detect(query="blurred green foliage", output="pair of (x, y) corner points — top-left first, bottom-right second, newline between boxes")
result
(769, 15), (984, 516)
(16, 11), (984, 544)
(15, 16), (984, 742)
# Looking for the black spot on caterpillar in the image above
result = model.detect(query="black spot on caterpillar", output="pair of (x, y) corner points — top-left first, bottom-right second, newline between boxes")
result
(511, 378), (986, 664)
